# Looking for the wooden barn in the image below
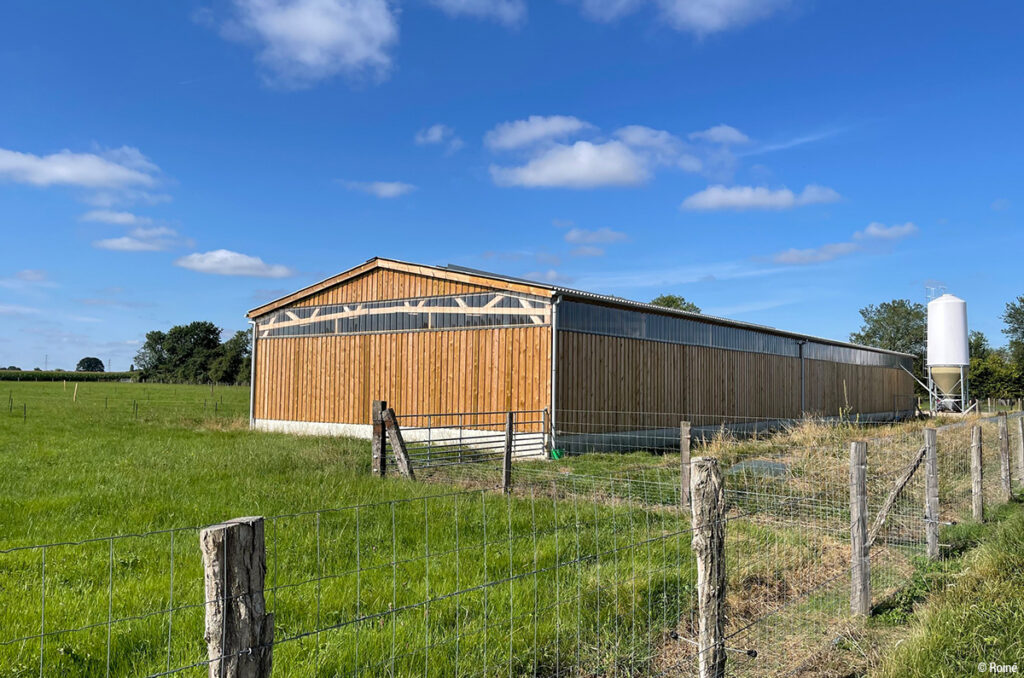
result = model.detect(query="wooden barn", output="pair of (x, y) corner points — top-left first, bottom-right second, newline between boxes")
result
(246, 257), (914, 448)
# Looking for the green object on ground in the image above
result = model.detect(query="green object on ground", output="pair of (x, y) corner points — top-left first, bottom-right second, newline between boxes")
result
(550, 448), (564, 460)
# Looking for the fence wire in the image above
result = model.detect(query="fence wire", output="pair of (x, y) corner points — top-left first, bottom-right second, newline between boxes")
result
(3, 410), (1023, 677)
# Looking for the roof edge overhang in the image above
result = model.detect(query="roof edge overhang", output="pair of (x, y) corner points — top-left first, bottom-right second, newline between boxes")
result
(246, 257), (556, 319)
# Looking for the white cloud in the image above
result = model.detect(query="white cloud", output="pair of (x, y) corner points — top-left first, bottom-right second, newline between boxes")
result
(655, 0), (788, 33)
(93, 237), (164, 252)
(80, 210), (153, 225)
(484, 115), (594, 150)
(93, 226), (186, 253)
(227, 0), (399, 87)
(564, 227), (628, 244)
(0, 270), (57, 291)
(0, 304), (42, 316)
(681, 184), (840, 210)
(772, 242), (860, 265)
(739, 128), (845, 157)
(415, 124), (452, 145)
(688, 124), (749, 145)
(174, 250), (295, 278)
(490, 140), (648, 188)
(614, 125), (686, 161)
(340, 180), (417, 198)
(84, 190), (172, 208)
(571, 245), (605, 257)
(524, 269), (574, 284)
(17, 270), (47, 283)
(426, 0), (525, 25)
(773, 221), (919, 266)
(0, 146), (158, 189)
(414, 124), (464, 153)
(577, 0), (788, 33)
(577, 0), (644, 21)
(853, 222), (918, 240)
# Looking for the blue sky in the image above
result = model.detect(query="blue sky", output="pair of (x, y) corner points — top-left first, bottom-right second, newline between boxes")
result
(1, 0), (1021, 371)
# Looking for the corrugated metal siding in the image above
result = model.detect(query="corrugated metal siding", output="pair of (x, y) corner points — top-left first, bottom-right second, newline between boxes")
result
(558, 300), (911, 369)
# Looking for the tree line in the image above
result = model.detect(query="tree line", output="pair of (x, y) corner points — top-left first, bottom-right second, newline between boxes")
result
(849, 296), (1024, 399)
(134, 321), (251, 385)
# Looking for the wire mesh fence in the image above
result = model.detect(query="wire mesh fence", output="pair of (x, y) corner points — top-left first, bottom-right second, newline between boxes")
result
(4, 410), (1023, 677)
(387, 409), (548, 471)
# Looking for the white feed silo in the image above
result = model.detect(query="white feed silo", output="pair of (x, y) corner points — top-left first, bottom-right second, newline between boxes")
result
(926, 293), (969, 412)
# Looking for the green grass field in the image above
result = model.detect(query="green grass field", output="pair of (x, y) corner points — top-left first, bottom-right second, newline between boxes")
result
(0, 382), (699, 677)
(4, 381), (1020, 677)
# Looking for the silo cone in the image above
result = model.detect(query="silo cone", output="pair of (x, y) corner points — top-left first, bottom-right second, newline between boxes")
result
(930, 366), (962, 398)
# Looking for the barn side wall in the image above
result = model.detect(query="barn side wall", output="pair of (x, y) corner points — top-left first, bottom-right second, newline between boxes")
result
(254, 327), (551, 429)
(555, 330), (913, 431)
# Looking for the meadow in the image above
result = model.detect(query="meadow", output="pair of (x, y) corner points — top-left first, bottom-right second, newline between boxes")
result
(2, 381), (1019, 677)
(0, 382), (700, 677)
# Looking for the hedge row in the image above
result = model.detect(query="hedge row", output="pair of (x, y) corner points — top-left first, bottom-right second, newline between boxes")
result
(0, 371), (137, 382)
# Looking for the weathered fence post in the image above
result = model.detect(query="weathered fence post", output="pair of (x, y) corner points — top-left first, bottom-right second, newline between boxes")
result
(680, 421), (691, 509)
(502, 411), (514, 494)
(690, 457), (725, 678)
(200, 517), (273, 678)
(849, 441), (871, 616)
(383, 408), (415, 480)
(371, 400), (387, 477)
(1017, 417), (1024, 487)
(924, 428), (939, 560)
(972, 425), (984, 522)
(999, 413), (1012, 502)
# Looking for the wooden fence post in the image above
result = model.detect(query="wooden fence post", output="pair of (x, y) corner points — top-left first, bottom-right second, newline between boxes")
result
(690, 457), (725, 678)
(999, 413), (1012, 502)
(849, 441), (871, 616)
(924, 429), (939, 560)
(200, 517), (273, 678)
(383, 408), (414, 480)
(502, 411), (513, 494)
(1017, 417), (1024, 487)
(972, 425), (984, 522)
(680, 421), (691, 509)
(371, 400), (387, 477)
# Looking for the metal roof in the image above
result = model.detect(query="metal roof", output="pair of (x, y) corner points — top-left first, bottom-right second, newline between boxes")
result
(249, 256), (914, 360)
(441, 263), (915, 359)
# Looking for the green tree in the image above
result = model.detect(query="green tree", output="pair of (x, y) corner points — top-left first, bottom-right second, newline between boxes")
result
(970, 347), (1021, 399)
(969, 330), (990, 360)
(1002, 296), (1024, 365)
(75, 357), (105, 372)
(210, 329), (252, 384)
(650, 295), (701, 313)
(135, 322), (224, 382)
(849, 299), (926, 381)
(135, 330), (168, 374)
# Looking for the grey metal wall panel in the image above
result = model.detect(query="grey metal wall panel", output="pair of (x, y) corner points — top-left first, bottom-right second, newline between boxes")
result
(558, 300), (912, 369)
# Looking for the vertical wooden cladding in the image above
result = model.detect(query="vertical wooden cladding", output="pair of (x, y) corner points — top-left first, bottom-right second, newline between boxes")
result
(803, 358), (914, 415)
(292, 268), (507, 307)
(555, 330), (912, 430)
(254, 327), (551, 431)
